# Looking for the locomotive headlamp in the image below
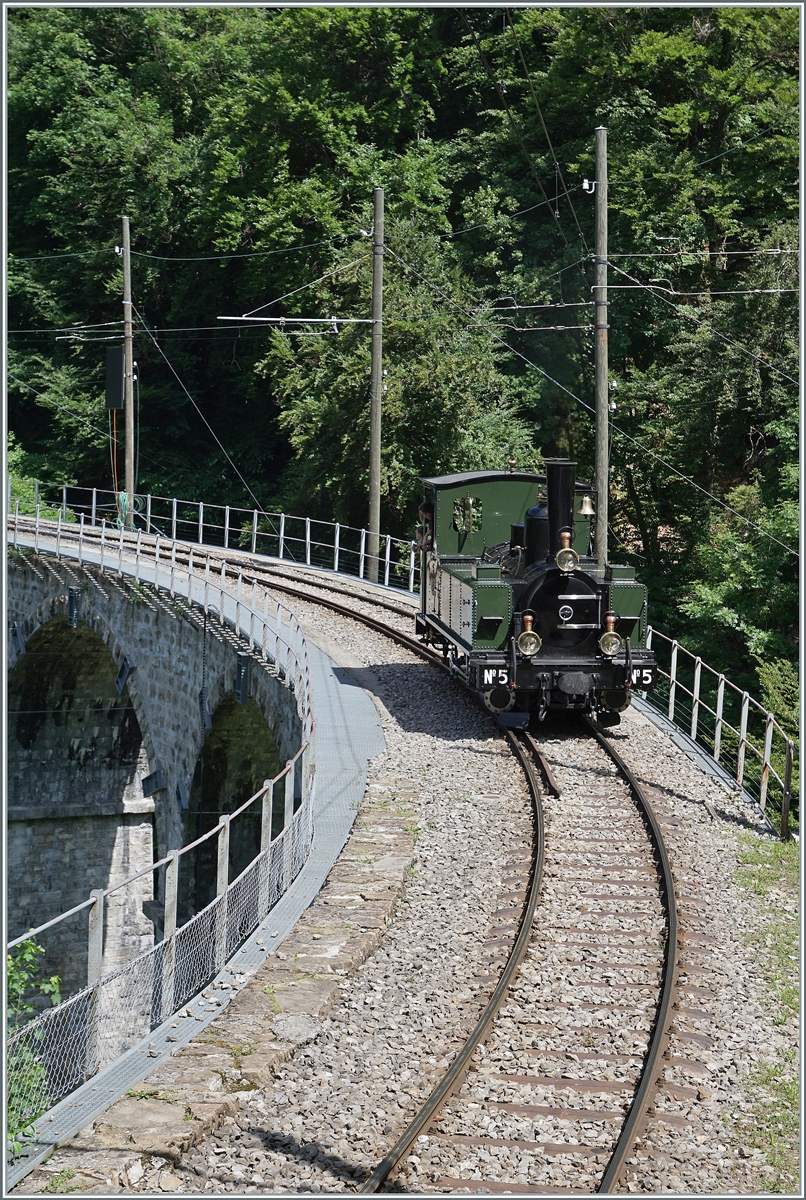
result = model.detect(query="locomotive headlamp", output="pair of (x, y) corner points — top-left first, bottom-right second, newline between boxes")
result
(599, 611), (624, 657)
(555, 530), (580, 573)
(517, 613), (542, 657)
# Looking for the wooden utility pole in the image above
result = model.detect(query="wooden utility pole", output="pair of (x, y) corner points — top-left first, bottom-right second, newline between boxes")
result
(122, 216), (135, 528)
(367, 187), (384, 584)
(593, 127), (608, 570)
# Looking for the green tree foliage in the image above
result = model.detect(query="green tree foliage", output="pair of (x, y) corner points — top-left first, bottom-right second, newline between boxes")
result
(7, 6), (798, 715)
(7, 937), (62, 1152)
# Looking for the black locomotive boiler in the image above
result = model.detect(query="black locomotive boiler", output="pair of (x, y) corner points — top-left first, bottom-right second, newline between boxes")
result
(414, 459), (656, 726)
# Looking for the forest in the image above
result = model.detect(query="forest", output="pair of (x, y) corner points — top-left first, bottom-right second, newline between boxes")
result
(6, 5), (799, 726)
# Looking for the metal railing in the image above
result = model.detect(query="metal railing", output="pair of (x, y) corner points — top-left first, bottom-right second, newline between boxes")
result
(6, 518), (317, 1145)
(645, 628), (797, 837)
(8, 481), (420, 593)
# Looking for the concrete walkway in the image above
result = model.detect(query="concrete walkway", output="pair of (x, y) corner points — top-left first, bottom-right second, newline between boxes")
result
(6, 535), (385, 1189)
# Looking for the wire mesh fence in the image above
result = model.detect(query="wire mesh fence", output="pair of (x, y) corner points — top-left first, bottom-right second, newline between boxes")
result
(7, 791), (313, 1147)
(6, 521), (318, 1154)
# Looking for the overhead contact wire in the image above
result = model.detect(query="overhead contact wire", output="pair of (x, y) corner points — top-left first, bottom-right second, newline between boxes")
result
(132, 306), (268, 516)
(504, 7), (590, 255)
(385, 248), (798, 558)
(608, 262), (798, 386)
(457, 8), (584, 284)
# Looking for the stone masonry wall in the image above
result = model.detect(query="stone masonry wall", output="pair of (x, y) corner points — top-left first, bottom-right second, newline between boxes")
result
(7, 548), (302, 994)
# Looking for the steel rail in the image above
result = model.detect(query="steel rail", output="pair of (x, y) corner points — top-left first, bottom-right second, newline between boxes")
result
(582, 715), (679, 1193)
(523, 730), (563, 797)
(218, 569), (441, 665)
(231, 562), (418, 619)
(360, 729), (546, 1193)
(173, 547), (418, 620)
(10, 518), (680, 1189)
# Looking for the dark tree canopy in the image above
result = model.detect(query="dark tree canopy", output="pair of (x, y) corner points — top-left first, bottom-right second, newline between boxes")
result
(7, 5), (798, 715)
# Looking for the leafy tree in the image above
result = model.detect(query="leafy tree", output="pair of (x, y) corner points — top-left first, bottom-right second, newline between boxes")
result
(7, 936), (62, 1154)
(6, 5), (798, 719)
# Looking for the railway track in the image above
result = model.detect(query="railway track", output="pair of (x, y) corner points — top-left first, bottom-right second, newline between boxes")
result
(163, 538), (686, 1193)
(199, 552), (684, 1194)
(12, 521), (687, 1194)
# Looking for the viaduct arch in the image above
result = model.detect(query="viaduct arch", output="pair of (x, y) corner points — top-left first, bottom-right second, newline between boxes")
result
(6, 549), (300, 998)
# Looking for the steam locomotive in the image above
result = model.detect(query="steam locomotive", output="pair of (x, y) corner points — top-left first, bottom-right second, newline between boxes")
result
(414, 459), (656, 727)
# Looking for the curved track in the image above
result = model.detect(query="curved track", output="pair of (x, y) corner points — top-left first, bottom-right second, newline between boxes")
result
(11, 524), (682, 1193)
(177, 544), (683, 1194)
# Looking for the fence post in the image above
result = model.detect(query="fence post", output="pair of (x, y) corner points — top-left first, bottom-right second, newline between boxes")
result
(259, 779), (275, 914)
(86, 889), (105, 1079)
(305, 517), (311, 565)
(690, 657), (702, 740)
(62, 484), (67, 519)
(35, 503), (40, 553)
(215, 816), (230, 969)
(146, 493), (151, 534)
(118, 523), (124, 575)
(251, 510), (258, 555)
(359, 528), (366, 579)
(198, 502), (204, 545)
(283, 761), (295, 889)
(409, 541), (416, 592)
(135, 528), (142, 581)
(56, 509), (62, 558)
(714, 675), (725, 762)
(667, 641), (678, 721)
(99, 518), (105, 570)
(154, 535), (160, 590)
(14, 499), (19, 548)
(384, 534), (391, 587)
(87, 890), (105, 985)
(334, 523), (340, 572)
(261, 781), (274, 854)
(759, 714), (775, 813)
(736, 691), (750, 789)
(34, 479), (39, 510)
(161, 850), (179, 1022)
(224, 506), (230, 550)
(171, 498), (177, 541)
(279, 513), (285, 560)
(91, 488), (97, 527)
(220, 561), (226, 625)
(78, 512), (84, 565)
(780, 741), (794, 840)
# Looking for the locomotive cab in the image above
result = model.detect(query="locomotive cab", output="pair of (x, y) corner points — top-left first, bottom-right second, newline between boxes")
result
(415, 461), (656, 724)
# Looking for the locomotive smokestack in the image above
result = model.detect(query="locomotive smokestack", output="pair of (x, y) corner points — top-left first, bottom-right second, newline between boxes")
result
(544, 459), (576, 556)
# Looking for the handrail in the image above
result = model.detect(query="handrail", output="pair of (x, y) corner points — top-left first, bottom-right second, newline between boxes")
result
(6, 518), (317, 954)
(7, 514), (321, 1143)
(646, 627), (796, 836)
(8, 480), (421, 594)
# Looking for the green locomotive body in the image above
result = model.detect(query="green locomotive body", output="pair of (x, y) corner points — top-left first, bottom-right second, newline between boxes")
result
(414, 460), (655, 725)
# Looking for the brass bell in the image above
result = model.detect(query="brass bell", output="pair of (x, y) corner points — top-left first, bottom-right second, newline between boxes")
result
(578, 494), (596, 517)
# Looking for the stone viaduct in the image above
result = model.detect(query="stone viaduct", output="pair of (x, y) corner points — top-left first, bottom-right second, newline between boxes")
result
(6, 546), (301, 998)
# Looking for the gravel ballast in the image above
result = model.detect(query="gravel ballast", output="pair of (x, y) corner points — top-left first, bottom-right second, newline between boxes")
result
(22, 580), (798, 1197)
